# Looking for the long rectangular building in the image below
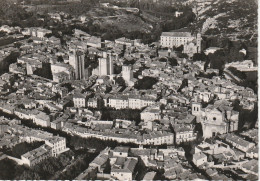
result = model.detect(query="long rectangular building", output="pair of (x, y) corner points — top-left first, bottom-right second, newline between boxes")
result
(160, 28), (194, 48)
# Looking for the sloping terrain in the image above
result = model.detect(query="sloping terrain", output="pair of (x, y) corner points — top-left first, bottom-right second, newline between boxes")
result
(192, 0), (257, 40)
(0, 0), (257, 44)
(87, 7), (154, 33)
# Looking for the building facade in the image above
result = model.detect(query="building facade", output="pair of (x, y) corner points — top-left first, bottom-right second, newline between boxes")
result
(98, 53), (113, 76)
(192, 101), (239, 138)
(183, 33), (202, 57)
(73, 93), (88, 108)
(160, 28), (202, 57)
(69, 50), (86, 80)
(122, 65), (133, 84)
(21, 145), (51, 167)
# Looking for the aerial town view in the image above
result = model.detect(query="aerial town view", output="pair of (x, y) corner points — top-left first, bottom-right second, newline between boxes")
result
(0, 0), (258, 180)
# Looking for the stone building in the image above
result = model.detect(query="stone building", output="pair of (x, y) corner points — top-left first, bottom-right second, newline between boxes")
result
(192, 100), (239, 138)
(183, 33), (202, 57)
(160, 28), (201, 56)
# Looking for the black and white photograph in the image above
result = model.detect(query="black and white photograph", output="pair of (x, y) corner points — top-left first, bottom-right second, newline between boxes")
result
(0, 0), (258, 180)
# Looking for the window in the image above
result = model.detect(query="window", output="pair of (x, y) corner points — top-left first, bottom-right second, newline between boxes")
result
(213, 117), (216, 121)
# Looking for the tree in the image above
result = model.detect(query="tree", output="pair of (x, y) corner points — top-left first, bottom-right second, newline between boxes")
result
(177, 79), (188, 92)
(227, 67), (247, 80)
(33, 62), (53, 80)
(0, 158), (17, 179)
(43, 107), (51, 115)
(218, 37), (232, 49)
(135, 76), (158, 90)
(160, 104), (165, 112)
(120, 45), (127, 57)
(45, 33), (53, 38)
(115, 77), (126, 87)
(193, 52), (207, 61)
(196, 71), (217, 79)
(14, 42), (22, 48)
(204, 28), (221, 35)
(207, 50), (225, 75)
(61, 83), (74, 92)
(175, 45), (183, 52)
(161, 8), (196, 32)
(123, 59), (136, 65)
(114, 64), (122, 74)
(227, 47), (244, 63)
(0, 51), (20, 75)
(85, 54), (98, 70)
(168, 57), (178, 66)
(0, 31), (6, 37)
(17, 170), (41, 180)
(11, 141), (45, 158)
(159, 57), (167, 62)
(97, 97), (105, 110)
(57, 56), (64, 63)
(178, 53), (188, 58)
(101, 108), (141, 125)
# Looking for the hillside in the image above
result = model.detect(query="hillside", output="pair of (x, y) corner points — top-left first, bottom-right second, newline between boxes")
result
(191, 0), (257, 41)
(85, 7), (155, 34)
(0, 0), (257, 45)
(26, 1), (194, 43)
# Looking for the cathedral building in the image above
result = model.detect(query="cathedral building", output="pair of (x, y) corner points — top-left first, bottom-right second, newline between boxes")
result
(192, 100), (239, 138)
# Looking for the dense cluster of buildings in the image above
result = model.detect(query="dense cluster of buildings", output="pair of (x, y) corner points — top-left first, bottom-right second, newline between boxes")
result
(0, 14), (257, 180)
(75, 146), (205, 180)
(192, 128), (258, 180)
(0, 117), (69, 167)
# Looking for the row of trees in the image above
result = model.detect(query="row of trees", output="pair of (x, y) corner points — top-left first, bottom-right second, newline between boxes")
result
(101, 108), (142, 124)
(69, 135), (138, 152)
(70, 136), (117, 151)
